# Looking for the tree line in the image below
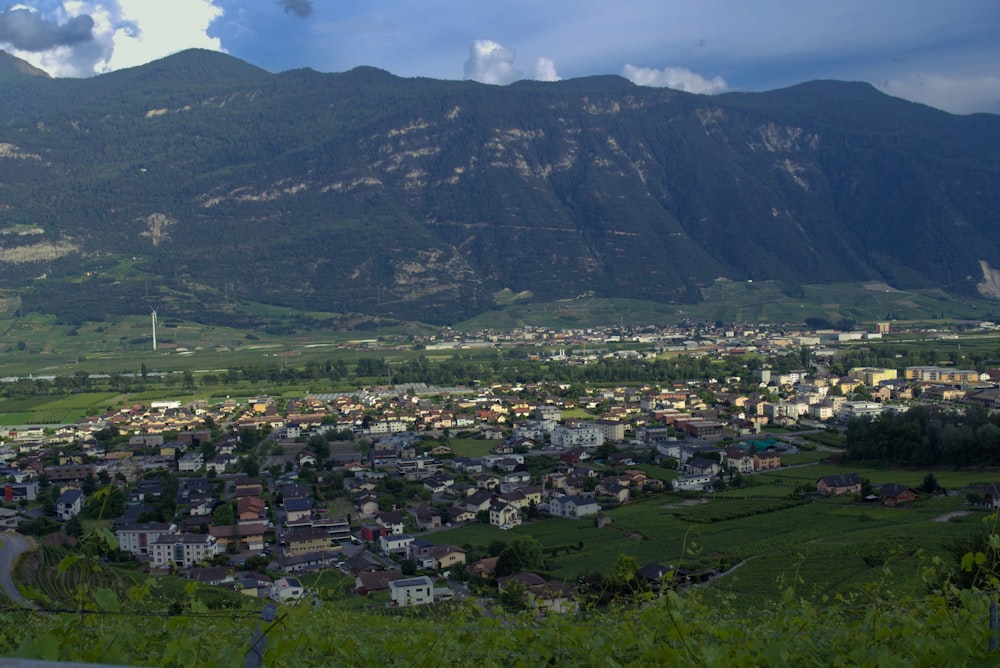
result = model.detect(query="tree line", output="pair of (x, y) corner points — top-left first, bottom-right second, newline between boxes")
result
(843, 404), (1000, 467)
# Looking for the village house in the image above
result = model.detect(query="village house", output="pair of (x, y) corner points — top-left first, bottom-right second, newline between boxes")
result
(379, 533), (415, 555)
(56, 489), (84, 521)
(877, 483), (918, 505)
(817, 473), (863, 496)
(753, 450), (781, 471)
(376, 511), (406, 535)
(725, 447), (755, 474)
(489, 501), (521, 529)
(548, 494), (600, 519)
(429, 544), (467, 571)
(389, 575), (435, 607)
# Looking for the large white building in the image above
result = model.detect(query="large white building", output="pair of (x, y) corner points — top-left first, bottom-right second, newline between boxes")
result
(550, 424), (604, 449)
(116, 522), (177, 556)
(837, 401), (883, 422)
(150, 533), (219, 568)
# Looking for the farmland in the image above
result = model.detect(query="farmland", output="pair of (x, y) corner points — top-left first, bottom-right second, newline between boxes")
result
(0, 394), (119, 426)
(427, 463), (994, 606)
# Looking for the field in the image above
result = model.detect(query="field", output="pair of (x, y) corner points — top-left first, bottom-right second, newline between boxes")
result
(2, 278), (992, 381)
(0, 393), (119, 426)
(447, 438), (500, 458)
(427, 462), (995, 606)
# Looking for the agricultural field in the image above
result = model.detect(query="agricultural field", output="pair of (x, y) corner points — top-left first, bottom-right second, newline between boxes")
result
(427, 462), (994, 606)
(15, 544), (259, 613)
(0, 393), (119, 426)
(446, 438), (499, 458)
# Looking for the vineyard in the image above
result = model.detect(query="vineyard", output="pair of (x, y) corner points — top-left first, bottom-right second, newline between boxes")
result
(13, 544), (254, 614)
(2, 572), (996, 666)
(0, 393), (118, 426)
(15, 545), (141, 609)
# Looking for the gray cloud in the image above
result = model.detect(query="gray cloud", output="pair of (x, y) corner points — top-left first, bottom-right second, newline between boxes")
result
(0, 7), (94, 52)
(279, 0), (313, 19)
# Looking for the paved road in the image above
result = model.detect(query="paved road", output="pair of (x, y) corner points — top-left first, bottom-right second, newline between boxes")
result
(0, 531), (36, 607)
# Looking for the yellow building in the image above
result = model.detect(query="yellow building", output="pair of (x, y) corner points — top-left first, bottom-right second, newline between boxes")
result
(903, 366), (979, 384)
(849, 367), (898, 386)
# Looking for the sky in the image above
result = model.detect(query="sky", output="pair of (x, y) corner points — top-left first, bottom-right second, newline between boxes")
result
(0, 1), (998, 115)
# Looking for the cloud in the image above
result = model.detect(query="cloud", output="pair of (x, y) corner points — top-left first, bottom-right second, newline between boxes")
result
(463, 39), (521, 85)
(5, 1), (225, 77)
(462, 40), (561, 85)
(278, 0), (312, 19)
(621, 64), (727, 94)
(0, 6), (93, 51)
(533, 57), (559, 82)
(878, 73), (1000, 115)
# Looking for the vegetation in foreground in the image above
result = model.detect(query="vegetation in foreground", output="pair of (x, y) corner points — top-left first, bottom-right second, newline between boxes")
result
(2, 542), (998, 667)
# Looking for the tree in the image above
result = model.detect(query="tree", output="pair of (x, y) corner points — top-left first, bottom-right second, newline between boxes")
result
(920, 472), (940, 494)
(307, 433), (330, 462)
(64, 515), (84, 538)
(853, 384), (873, 401)
(498, 581), (528, 612)
(495, 536), (543, 577)
(213, 502), (235, 525)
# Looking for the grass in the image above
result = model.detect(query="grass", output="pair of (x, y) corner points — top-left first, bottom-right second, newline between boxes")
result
(777, 450), (830, 466)
(0, 393), (119, 425)
(446, 438), (499, 458)
(424, 460), (993, 607)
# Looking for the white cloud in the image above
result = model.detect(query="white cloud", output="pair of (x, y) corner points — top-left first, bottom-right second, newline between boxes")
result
(533, 57), (559, 82)
(6, 1), (225, 77)
(879, 73), (1000, 115)
(463, 39), (521, 85)
(621, 64), (727, 94)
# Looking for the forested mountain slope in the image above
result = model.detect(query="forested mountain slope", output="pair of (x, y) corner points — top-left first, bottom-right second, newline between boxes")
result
(0, 49), (997, 325)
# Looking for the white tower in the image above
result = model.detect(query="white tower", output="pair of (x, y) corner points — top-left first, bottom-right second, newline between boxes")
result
(151, 309), (158, 351)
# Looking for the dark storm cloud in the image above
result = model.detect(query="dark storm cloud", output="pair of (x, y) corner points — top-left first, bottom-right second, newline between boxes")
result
(279, 0), (313, 19)
(0, 8), (94, 52)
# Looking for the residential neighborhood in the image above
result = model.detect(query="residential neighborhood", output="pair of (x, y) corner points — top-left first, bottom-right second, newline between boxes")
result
(3, 319), (1000, 614)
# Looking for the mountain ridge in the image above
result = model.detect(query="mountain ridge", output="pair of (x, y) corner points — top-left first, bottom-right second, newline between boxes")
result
(0, 48), (997, 326)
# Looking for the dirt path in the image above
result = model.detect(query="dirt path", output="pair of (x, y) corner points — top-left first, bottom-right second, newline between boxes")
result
(934, 511), (971, 523)
(0, 531), (36, 607)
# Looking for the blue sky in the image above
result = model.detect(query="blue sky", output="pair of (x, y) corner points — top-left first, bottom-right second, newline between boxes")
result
(1, 1), (998, 114)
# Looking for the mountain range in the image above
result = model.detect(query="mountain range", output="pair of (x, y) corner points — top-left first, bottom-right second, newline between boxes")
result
(0, 48), (998, 326)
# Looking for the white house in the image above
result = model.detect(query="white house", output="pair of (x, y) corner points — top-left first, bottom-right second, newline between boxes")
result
(673, 474), (715, 492)
(389, 576), (434, 607)
(56, 489), (84, 521)
(379, 533), (415, 555)
(271, 577), (305, 602)
(178, 452), (204, 473)
(548, 494), (600, 519)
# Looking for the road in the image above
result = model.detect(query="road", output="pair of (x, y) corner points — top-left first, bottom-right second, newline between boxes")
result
(0, 531), (36, 607)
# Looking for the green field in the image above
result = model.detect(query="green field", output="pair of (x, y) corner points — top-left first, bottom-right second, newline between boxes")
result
(427, 462), (993, 605)
(0, 393), (119, 425)
(447, 438), (501, 458)
(457, 281), (1000, 331)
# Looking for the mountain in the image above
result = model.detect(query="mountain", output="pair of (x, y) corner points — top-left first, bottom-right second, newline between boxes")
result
(0, 49), (997, 326)
(0, 50), (50, 80)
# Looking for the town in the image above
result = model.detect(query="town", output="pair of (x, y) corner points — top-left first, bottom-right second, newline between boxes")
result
(3, 318), (1000, 615)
